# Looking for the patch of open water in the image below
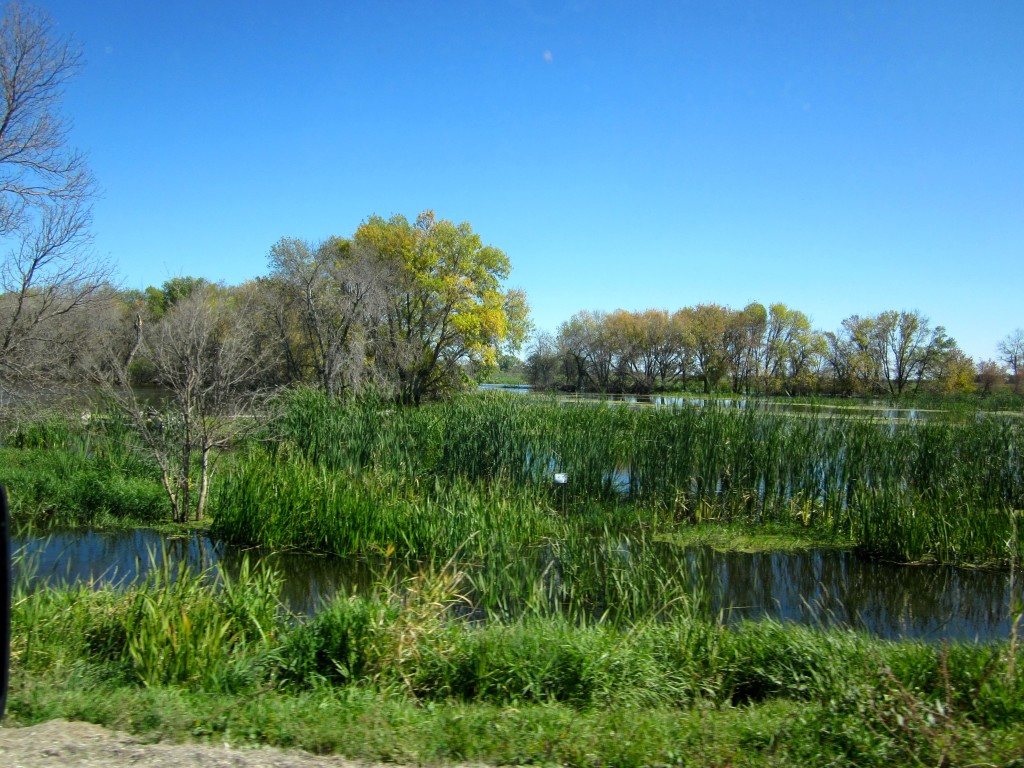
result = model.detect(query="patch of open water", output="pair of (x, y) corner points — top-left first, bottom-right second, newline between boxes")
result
(12, 529), (1018, 643)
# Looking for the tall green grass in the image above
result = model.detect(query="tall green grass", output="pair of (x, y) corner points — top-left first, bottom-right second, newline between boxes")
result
(10, 557), (1024, 766)
(214, 390), (1022, 566)
(0, 410), (167, 527)
(13, 551), (280, 690)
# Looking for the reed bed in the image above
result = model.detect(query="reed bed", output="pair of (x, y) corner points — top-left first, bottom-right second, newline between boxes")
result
(214, 390), (1023, 567)
(0, 410), (167, 527)
(213, 452), (560, 561)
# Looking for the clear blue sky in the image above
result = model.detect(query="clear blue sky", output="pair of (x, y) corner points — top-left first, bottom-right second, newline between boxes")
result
(30, 0), (1024, 361)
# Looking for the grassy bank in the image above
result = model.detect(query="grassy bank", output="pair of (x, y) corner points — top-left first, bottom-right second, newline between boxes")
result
(7, 557), (1024, 766)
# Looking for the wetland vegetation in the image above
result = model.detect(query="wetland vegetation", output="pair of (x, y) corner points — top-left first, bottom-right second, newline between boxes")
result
(6, 546), (1024, 767)
(4, 390), (1024, 764)
(214, 390), (1023, 568)
(2, 3), (1024, 764)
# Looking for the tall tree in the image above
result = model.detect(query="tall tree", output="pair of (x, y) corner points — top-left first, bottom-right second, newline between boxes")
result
(932, 344), (975, 394)
(828, 311), (953, 395)
(976, 359), (1006, 396)
(723, 302), (766, 394)
(998, 329), (1024, 392)
(760, 303), (814, 393)
(839, 314), (886, 393)
(0, 3), (105, 391)
(822, 327), (859, 395)
(266, 236), (387, 395)
(555, 311), (592, 392)
(524, 330), (560, 390)
(684, 304), (729, 394)
(354, 211), (529, 404)
(667, 308), (695, 390)
(786, 329), (826, 395)
(875, 310), (951, 395)
(607, 309), (663, 393)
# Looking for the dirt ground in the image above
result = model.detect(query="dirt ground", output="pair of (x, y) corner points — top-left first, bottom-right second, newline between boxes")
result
(0, 719), (406, 768)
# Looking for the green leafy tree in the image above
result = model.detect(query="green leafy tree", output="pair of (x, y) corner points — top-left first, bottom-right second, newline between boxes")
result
(682, 304), (729, 394)
(354, 211), (529, 404)
(933, 345), (975, 394)
(760, 303), (814, 394)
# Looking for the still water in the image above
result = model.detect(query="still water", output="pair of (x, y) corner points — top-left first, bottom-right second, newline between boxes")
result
(480, 384), (1024, 422)
(13, 529), (1017, 643)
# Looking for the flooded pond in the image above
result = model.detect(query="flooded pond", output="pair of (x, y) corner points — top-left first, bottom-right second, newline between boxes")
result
(479, 384), (1023, 422)
(13, 529), (1018, 643)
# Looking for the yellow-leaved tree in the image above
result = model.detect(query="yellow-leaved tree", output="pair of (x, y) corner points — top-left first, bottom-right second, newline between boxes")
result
(354, 211), (530, 404)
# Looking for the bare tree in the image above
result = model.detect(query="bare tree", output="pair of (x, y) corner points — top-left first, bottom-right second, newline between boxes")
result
(998, 329), (1024, 392)
(556, 310), (613, 392)
(977, 359), (1007, 396)
(723, 302), (766, 394)
(825, 311), (953, 396)
(877, 311), (951, 395)
(266, 236), (391, 396)
(524, 330), (560, 389)
(96, 285), (270, 522)
(0, 3), (104, 392)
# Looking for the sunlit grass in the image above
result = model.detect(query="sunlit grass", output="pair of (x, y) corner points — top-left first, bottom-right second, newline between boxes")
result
(8, 555), (1024, 767)
(213, 390), (1023, 567)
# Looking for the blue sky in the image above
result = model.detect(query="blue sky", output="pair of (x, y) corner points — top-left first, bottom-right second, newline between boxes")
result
(30, 0), (1024, 361)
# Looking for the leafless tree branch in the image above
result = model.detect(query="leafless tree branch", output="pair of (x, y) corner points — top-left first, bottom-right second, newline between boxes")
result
(0, 2), (105, 395)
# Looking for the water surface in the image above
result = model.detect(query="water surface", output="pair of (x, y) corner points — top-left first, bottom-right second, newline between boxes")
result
(13, 529), (1017, 643)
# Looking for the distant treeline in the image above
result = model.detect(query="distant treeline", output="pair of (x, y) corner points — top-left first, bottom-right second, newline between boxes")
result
(3, 210), (1022, 404)
(527, 304), (1024, 398)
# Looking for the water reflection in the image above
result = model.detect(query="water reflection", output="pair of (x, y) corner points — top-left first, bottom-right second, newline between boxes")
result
(478, 386), (1023, 422)
(699, 548), (1011, 641)
(13, 529), (1018, 643)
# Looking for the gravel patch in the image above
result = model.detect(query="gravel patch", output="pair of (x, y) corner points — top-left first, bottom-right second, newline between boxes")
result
(0, 719), (400, 768)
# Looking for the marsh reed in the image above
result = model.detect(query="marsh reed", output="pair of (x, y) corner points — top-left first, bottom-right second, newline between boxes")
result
(212, 390), (1023, 566)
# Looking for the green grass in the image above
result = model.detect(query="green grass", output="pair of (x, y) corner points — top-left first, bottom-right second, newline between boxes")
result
(654, 521), (853, 552)
(7, 557), (1024, 766)
(0, 414), (168, 528)
(210, 389), (1023, 568)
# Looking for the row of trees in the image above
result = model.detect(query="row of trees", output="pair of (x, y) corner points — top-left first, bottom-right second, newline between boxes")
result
(105, 212), (531, 401)
(527, 304), (1017, 397)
